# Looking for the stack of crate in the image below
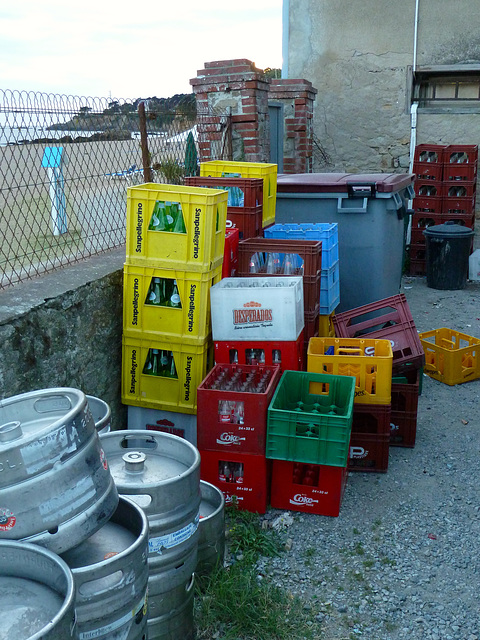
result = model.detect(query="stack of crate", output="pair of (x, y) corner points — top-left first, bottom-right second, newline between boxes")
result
(236, 236), (323, 365)
(333, 294), (425, 452)
(307, 337), (394, 473)
(264, 223), (340, 336)
(266, 370), (356, 517)
(409, 143), (478, 276)
(121, 183), (228, 442)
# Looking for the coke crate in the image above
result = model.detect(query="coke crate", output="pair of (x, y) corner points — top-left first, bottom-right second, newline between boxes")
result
(210, 276), (304, 342)
(409, 244), (426, 262)
(442, 197), (476, 218)
(443, 162), (477, 182)
(413, 197), (443, 214)
(351, 403), (392, 436)
(411, 212), (443, 229)
(413, 144), (447, 164)
(407, 258), (426, 277)
(444, 182), (476, 199)
(270, 460), (348, 517)
(413, 161), (443, 181)
(419, 328), (480, 385)
(214, 333), (305, 371)
(121, 334), (213, 413)
(318, 312), (336, 338)
(443, 144), (478, 166)
(222, 227), (239, 278)
(199, 449), (271, 514)
(123, 263), (222, 344)
(390, 410), (417, 448)
(125, 182), (227, 272)
(196, 364), (282, 455)
(348, 433), (390, 473)
(264, 222), (339, 269)
(266, 371), (356, 467)
(200, 160), (277, 228)
(127, 405), (197, 446)
(333, 294), (426, 375)
(414, 180), (444, 198)
(320, 260), (340, 315)
(307, 337), (393, 405)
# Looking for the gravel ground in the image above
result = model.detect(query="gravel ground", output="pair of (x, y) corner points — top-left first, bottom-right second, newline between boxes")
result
(257, 274), (480, 640)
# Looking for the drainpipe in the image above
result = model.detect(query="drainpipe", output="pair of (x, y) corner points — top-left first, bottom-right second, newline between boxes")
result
(282, 0), (289, 78)
(406, 0), (420, 243)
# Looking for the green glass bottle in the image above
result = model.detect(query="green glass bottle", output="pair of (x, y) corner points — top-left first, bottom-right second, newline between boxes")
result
(172, 203), (187, 233)
(143, 349), (154, 375)
(165, 201), (175, 231)
(167, 279), (181, 308)
(149, 201), (169, 231)
(167, 352), (178, 378)
(151, 349), (161, 376)
(146, 277), (163, 305)
(159, 350), (170, 376)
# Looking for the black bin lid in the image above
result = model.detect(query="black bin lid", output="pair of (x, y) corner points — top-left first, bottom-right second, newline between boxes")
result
(423, 221), (475, 238)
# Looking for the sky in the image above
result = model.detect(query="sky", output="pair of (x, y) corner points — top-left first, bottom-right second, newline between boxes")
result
(0, 1), (283, 100)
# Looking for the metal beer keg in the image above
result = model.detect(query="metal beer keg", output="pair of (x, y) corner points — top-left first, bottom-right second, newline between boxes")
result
(100, 430), (200, 640)
(0, 388), (118, 554)
(0, 539), (77, 639)
(86, 395), (111, 434)
(197, 480), (225, 577)
(61, 496), (149, 640)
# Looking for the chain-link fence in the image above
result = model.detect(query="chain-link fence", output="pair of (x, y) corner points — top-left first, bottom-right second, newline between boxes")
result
(0, 90), (231, 288)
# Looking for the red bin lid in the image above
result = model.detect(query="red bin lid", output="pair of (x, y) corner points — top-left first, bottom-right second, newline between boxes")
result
(277, 173), (415, 194)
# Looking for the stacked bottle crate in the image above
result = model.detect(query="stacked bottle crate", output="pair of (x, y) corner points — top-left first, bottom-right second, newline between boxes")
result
(264, 223), (340, 336)
(236, 236), (323, 364)
(333, 294), (425, 453)
(266, 370), (356, 517)
(307, 337), (394, 473)
(409, 143), (478, 276)
(122, 183), (228, 442)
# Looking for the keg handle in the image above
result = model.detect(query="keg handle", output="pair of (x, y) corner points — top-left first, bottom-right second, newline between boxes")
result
(34, 394), (72, 414)
(120, 434), (157, 450)
(0, 421), (22, 442)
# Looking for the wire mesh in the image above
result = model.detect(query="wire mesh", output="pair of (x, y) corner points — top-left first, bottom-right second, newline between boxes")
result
(0, 90), (231, 288)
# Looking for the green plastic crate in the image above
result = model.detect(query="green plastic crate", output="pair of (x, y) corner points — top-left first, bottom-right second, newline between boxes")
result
(266, 371), (356, 467)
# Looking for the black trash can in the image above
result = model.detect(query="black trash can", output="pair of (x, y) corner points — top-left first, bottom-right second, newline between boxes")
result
(423, 221), (474, 290)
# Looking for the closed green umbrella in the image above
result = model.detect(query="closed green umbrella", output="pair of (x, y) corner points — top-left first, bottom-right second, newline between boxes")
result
(184, 130), (198, 177)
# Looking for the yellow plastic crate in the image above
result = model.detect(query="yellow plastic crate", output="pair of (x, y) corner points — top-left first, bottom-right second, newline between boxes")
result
(123, 263), (222, 345)
(419, 328), (480, 386)
(122, 334), (213, 414)
(200, 161), (277, 228)
(318, 312), (336, 337)
(307, 337), (393, 405)
(125, 183), (227, 272)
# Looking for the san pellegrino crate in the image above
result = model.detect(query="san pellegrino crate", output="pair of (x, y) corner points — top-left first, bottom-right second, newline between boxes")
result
(210, 276), (304, 341)
(125, 182), (227, 271)
(122, 334), (213, 414)
(200, 160), (277, 228)
(307, 337), (393, 405)
(123, 263), (222, 344)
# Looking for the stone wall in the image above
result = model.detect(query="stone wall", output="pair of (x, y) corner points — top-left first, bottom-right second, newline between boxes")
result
(0, 248), (127, 430)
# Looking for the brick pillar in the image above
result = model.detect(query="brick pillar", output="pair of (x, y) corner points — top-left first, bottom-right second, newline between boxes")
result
(190, 59), (271, 163)
(268, 79), (317, 174)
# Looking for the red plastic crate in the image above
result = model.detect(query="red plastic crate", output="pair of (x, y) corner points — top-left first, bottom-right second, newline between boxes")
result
(444, 182), (476, 199)
(214, 333), (305, 372)
(185, 176), (263, 209)
(413, 197), (444, 214)
(222, 227), (239, 278)
(411, 213), (443, 229)
(413, 144), (447, 164)
(442, 197), (476, 217)
(348, 433), (390, 473)
(332, 294), (425, 374)
(407, 259), (426, 276)
(410, 227), (426, 245)
(390, 410), (417, 448)
(409, 243), (426, 261)
(391, 371), (420, 414)
(196, 364), (282, 455)
(443, 163), (477, 182)
(199, 449), (271, 514)
(270, 460), (348, 517)
(352, 403), (391, 436)
(414, 179), (444, 198)
(413, 162), (443, 181)
(238, 237), (322, 279)
(443, 144), (478, 166)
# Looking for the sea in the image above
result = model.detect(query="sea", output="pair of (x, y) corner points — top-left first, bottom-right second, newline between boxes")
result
(0, 126), (110, 147)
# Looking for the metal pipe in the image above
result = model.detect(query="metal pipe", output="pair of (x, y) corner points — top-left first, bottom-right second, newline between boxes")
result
(138, 102), (152, 183)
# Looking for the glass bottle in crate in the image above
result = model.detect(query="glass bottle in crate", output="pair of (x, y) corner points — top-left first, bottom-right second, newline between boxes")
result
(166, 280), (182, 308)
(146, 277), (164, 306)
(149, 201), (169, 231)
(172, 203), (187, 233)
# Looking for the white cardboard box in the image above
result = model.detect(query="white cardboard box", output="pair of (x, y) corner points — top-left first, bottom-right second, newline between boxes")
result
(127, 405), (197, 446)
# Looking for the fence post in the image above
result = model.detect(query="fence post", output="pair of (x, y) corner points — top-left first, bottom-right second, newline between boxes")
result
(138, 102), (152, 183)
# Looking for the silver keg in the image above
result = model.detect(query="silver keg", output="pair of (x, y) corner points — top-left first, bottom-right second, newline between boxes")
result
(0, 539), (76, 640)
(86, 395), (111, 434)
(61, 496), (149, 640)
(197, 480), (225, 577)
(0, 388), (118, 554)
(100, 430), (201, 640)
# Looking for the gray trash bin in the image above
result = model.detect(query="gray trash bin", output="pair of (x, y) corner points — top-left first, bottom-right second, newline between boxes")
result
(275, 173), (415, 312)
(423, 221), (474, 290)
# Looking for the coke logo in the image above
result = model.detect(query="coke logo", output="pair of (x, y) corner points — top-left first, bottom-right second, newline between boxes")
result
(290, 494), (319, 506)
(216, 433), (245, 445)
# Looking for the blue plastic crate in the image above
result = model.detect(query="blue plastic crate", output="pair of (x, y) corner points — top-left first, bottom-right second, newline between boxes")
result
(264, 223), (339, 269)
(320, 261), (340, 314)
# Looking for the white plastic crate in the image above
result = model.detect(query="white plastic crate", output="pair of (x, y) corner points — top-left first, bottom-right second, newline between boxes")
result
(127, 405), (197, 446)
(210, 276), (304, 341)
